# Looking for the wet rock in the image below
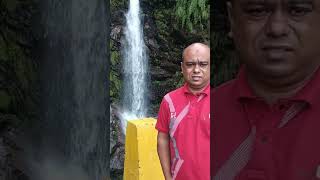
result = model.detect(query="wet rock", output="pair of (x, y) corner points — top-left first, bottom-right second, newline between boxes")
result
(110, 105), (125, 172)
(111, 26), (122, 42)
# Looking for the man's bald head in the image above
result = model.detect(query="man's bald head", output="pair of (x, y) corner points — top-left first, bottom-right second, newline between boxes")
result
(182, 43), (210, 62)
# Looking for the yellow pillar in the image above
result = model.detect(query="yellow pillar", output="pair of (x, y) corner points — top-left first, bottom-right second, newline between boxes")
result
(123, 118), (164, 180)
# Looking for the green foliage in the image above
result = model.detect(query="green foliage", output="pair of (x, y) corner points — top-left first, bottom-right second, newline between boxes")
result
(0, 0), (38, 121)
(154, 8), (172, 41)
(0, 90), (11, 111)
(175, 0), (209, 31)
(110, 50), (122, 103)
(173, 71), (184, 88)
(111, 50), (119, 66)
(110, 0), (126, 12)
(110, 71), (121, 102)
(3, 0), (18, 11)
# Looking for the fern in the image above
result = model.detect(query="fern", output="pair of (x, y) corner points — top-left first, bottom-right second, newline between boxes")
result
(174, 0), (209, 32)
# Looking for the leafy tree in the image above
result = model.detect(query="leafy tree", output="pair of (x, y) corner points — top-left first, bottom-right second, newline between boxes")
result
(175, 0), (209, 31)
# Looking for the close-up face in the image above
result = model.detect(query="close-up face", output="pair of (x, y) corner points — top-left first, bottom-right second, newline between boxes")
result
(181, 44), (210, 92)
(228, 0), (320, 79)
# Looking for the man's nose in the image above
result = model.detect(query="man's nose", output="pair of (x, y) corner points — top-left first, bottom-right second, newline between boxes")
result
(193, 64), (201, 73)
(265, 10), (289, 38)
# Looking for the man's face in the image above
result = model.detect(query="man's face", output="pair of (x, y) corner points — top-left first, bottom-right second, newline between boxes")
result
(181, 45), (210, 92)
(228, 0), (320, 78)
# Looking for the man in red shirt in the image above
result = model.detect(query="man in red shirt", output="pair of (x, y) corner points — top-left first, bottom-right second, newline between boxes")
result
(212, 0), (320, 179)
(156, 43), (210, 180)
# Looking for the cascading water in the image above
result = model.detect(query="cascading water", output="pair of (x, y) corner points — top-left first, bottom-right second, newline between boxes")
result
(23, 1), (110, 180)
(120, 0), (148, 134)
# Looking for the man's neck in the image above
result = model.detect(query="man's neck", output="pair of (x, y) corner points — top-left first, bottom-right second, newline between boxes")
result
(246, 66), (319, 105)
(188, 83), (209, 95)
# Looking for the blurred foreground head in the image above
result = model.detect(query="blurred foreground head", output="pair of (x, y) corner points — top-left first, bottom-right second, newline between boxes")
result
(227, 0), (320, 85)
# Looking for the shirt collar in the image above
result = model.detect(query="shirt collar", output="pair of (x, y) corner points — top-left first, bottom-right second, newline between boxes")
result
(292, 67), (320, 106)
(183, 83), (210, 96)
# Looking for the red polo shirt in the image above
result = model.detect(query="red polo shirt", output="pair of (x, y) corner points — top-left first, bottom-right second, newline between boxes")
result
(212, 66), (320, 180)
(156, 84), (210, 180)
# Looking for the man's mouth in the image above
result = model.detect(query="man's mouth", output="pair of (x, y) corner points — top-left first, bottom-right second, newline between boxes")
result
(261, 44), (294, 59)
(262, 44), (294, 52)
(192, 76), (202, 81)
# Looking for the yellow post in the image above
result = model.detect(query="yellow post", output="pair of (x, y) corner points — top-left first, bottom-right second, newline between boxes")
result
(123, 118), (164, 180)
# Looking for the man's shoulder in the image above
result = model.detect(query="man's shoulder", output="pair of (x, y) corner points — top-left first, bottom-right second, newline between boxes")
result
(164, 85), (185, 98)
(212, 79), (237, 97)
(212, 79), (240, 113)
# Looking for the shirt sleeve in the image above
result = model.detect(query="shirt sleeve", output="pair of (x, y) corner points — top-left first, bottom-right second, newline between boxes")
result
(155, 97), (170, 133)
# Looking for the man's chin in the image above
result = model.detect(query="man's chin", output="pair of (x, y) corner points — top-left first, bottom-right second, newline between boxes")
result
(252, 64), (295, 78)
(189, 81), (203, 86)
(189, 82), (208, 89)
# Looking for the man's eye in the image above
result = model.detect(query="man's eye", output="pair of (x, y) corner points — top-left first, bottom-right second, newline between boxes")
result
(289, 6), (312, 16)
(186, 63), (194, 67)
(245, 6), (269, 17)
(200, 63), (208, 67)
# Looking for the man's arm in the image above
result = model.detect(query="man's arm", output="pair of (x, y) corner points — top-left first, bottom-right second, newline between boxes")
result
(157, 131), (172, 180)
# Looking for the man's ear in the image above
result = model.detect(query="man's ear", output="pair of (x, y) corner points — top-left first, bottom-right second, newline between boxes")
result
(180, 61), (183, 73)
(227, 1), (234, 38)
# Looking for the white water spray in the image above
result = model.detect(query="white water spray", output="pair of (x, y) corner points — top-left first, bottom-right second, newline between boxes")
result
(121, 0), (148, 134)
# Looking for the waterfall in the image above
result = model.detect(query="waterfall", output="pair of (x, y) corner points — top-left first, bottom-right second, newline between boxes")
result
(120, 0), (148, 134)
(23, 0), (110, 180)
